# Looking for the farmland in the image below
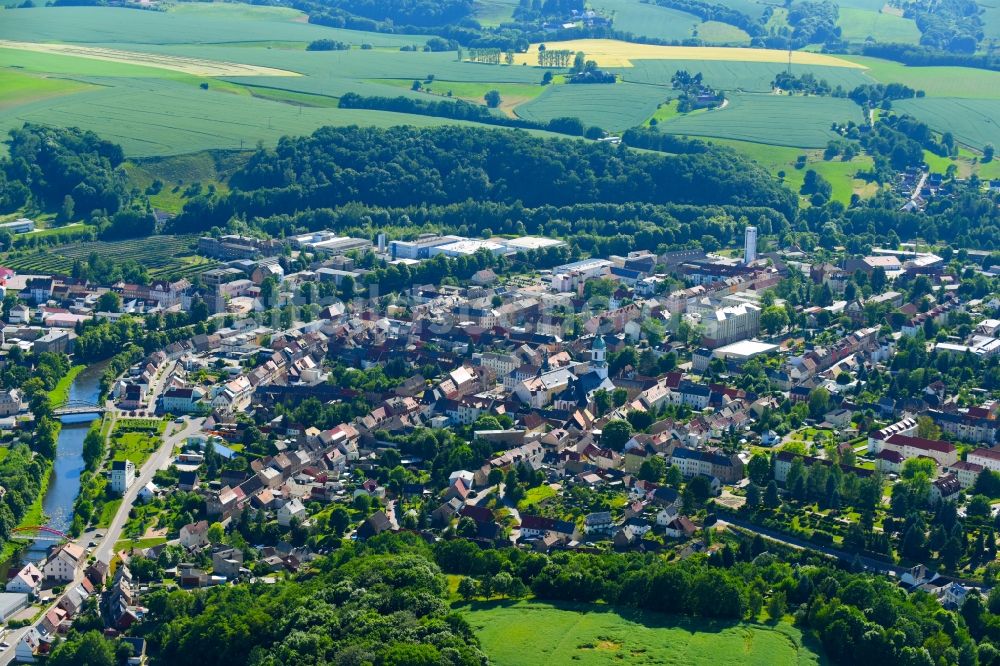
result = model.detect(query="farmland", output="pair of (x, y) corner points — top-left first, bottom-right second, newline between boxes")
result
(512, 39), (866, 67)
(841, 55), (1000, 98)
(837, 7), (921, 44)
(619, 58), (870, 91)
(657, 93), (864, 148)
(515, 82), (670, 131)
(0, 68), (94, 110)
(464, 600), (823, 666)
(589, 0), (700, 42)
(892, 98), (1000, 150)
(2, 235), (217, 281)
(0, 40), (301, 77)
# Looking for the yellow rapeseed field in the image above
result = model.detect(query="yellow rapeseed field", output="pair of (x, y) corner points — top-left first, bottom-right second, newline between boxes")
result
(0, 40), (301, 77)
(511, 39), (867, 68)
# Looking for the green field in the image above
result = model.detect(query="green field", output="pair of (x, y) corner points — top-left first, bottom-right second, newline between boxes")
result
(658, 93), (863, 148)
(110, 419), (165, 466)
(515, 82), (670, 131)
(620, 59), (870, 92)
(703, 137), (878, 203)
(837, 8), (921, 44)
(0, 4), (427, 46)
(697, 20), (752, 44)
(893, 97), (1000, 150)
(3, 235), (217, 280)
(465, 601), (823, 666)
(843, 55), (1000, 98)
(0, 68), (94, 109)
(473, 0), (518, 26)
(591, 0), (699, 42)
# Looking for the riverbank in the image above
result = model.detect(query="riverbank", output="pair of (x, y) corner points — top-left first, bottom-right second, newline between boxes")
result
(0, 462), (52, 565)
(47, 364), (86, 405)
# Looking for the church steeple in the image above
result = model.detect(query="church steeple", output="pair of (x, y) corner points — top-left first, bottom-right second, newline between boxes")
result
(591, 335), (607, 379)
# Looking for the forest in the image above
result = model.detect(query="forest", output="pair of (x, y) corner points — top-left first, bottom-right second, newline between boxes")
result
(48, 530), (1000, 665)
(168, 125), (796, 233)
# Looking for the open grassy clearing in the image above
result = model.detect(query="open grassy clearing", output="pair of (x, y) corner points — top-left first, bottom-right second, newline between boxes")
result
(590, 0), (699, 42)
(702, 137), (877, 203)
(473, 0), (518, 27)
(513, 39), (866, 68)
(893, 97), (1000, 150)
(374, 78), (546, 113)
(0, 4), (428, 47)
(837, 7), (921, 44)
(49, 365), (86, 405)
(515, 81), (669, 131)
(842, 55), (1000, 98)
(619, 58), (870, 92)
(0, 40), (300, 77)
(464, 600), (823, 666)
(696, 20), (752, 44)
(658, 92), (863, 148)
(0, 68), (94, 110)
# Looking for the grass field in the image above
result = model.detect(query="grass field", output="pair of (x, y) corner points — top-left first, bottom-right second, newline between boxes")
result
(703, 137), (878, 203)
(837, 8), (921, 44)
(110, 418), (165, 466)
(513, 39), (866, 68)
(892, 98), (1000, 150)
(464, 600), (823, 666)
(0, 68), (93, 110)
(515, 81), (669, 131)
(658, 93), (863, 148)
(97, 499), (123, 530)
(517, 484), (557, 511)
(376, 78), (546, 113)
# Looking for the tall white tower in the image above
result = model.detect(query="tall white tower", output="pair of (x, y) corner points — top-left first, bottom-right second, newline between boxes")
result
(591, 335), (608, 380)
(744, 226), (758, 265)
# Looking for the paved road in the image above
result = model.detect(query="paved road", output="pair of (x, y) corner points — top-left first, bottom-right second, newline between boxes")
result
(0, 417), (202, 664)
(95, 417), (203, 564)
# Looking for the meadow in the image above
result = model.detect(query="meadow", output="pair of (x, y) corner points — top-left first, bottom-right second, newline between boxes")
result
(658, 93), (863, 148)
(841, 55), (1000, 98)
(0, 68), (94, 110)
(515, 82), (670, 131)
(464, 600), (823, 666)
(700, 137), (877, 203)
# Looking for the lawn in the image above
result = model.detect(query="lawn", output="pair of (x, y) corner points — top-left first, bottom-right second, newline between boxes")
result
(517, 484), (557, 511)
(96, 498), (122, 529)
(658, 93), (863, 148)
(473, 0), (518, 27)
(110, 419), (165, 467)
(696, 21), (752, 44)
(464, 600), (823, 666)
(515, 81), (670, 131)
(48, 365), (85, 405)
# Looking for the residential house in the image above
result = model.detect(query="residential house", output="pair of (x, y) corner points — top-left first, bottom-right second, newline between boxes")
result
(180, 520), (210, 549)
(110, 459), (136, 495)
(42, 543), (85, 582)
(277, 498), (306, 527)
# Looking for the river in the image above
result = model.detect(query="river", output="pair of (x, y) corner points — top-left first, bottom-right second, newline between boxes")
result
(22, 363), (105, 564)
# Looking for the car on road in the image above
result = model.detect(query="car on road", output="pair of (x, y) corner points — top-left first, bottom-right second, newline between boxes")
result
(175, 417), (185, 423)
(1, 642), (10, 650)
